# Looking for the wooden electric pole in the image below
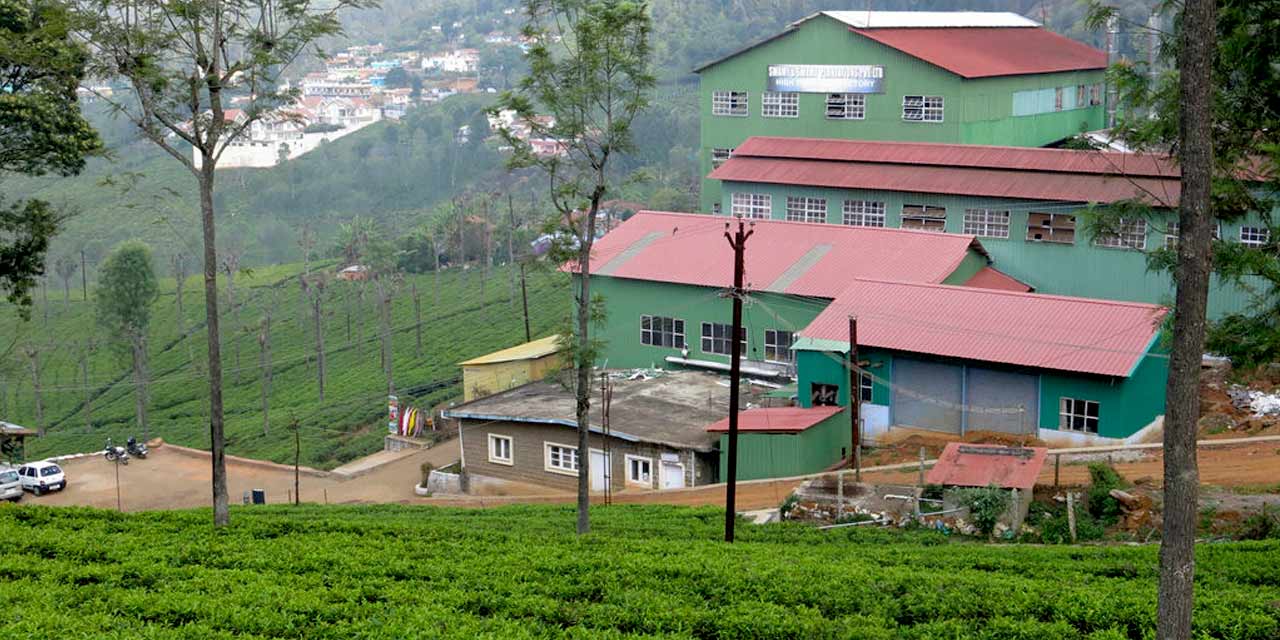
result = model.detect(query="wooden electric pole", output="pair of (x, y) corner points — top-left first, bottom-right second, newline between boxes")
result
(519, 261), (531, 343)
(848, 315), (861, 482)
(291, 417), (301, 506)
(723, 217), (753, 543)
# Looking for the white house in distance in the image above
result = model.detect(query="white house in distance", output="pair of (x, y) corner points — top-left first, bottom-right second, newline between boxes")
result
(192, 97), (383, 169)
(422, 49), (480, 73)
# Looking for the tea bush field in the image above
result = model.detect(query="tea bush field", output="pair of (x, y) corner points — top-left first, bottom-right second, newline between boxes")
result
(1, 262), (568, 468)
(1, 504), (1277, 638)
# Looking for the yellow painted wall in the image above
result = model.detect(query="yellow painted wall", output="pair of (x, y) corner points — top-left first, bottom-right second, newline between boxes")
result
(463, 353), (562, 402)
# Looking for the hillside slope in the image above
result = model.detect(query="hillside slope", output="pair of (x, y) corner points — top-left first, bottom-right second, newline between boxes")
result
(1, 504), (1277, 638)
(2, 261), (569, 468)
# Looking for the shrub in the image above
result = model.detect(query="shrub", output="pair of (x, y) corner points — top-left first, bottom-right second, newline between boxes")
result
(1087, 462), (1126, 524)
(779, 494), (799, 520)
(955, 485), (1012, 538)
(1238, 506), (1280, 541)
(419, 462), (435, 487)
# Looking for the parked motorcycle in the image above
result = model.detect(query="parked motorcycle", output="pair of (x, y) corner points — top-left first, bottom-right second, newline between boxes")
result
(104, 438), (129, 465)
(126, 437), (148, 460)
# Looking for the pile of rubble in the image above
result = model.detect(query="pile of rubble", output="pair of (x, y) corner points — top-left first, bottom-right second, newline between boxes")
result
(1229, 385), (1280, 418)
(784, 476), (922, 526)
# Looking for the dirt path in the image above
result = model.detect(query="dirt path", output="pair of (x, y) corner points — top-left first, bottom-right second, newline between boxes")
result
(20, 438), (1280, 513)
(30, 439), (464, 511)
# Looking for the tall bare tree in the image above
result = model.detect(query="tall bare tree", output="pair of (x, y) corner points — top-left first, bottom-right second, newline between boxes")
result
(53, 254), (78, 304)
(1158, 0), (1216, 635)
(301, 273), (328, 402)
(494, 0), (654, 534)
(22, 344), (43, 436)
(78, 0), (373, 528)
(257, 308), (273, 436)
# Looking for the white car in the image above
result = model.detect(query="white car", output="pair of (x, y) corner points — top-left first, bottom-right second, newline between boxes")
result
(17, 461), (66, 496)
(0, 466), (21, 502)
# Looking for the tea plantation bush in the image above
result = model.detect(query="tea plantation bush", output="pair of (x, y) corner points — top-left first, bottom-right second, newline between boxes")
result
(1, 504), (1277, 638)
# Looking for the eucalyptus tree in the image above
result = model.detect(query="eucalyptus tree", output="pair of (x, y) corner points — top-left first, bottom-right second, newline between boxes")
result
(77, 0), (375, 526)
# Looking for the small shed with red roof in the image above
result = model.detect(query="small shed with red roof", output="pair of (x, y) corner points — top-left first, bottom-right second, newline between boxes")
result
(704, 406), (847, 480)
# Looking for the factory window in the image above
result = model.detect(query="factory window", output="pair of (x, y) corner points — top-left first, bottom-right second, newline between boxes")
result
(1059, 398), (1099, 434)
(545, 442), (579, 474)
(488, 434), (513, 465)
(625, 455), (653, 485)
(785, 196), (827, 223)
(1076, 85), (1087, 108)
(731, 192), (771, 219)
(1095, 218), (1148, 250)
(712, 203), (722, 214)
(1026, 212), (1076, 244)
(842, 200), (886, 227)
(1163, 221), (1220, 249)
(640, 315), (685, 349)
(963, 208), (1011, 239)
(764, 329), (794, 364)
(762, 91), (799, 118)
(901, 204), (947, 231)
(1240, 226), (1271, 247)
(826, 93), (865, 119)
(712, 90), (748, 116)
(711, 147), (734, 169)
(701, 322), (746, 356)
(1054, 87), (1064, 111)
(903, 95), (943, 122)
(1090, 84), (1103, 106)
(859, 371), (873, 403)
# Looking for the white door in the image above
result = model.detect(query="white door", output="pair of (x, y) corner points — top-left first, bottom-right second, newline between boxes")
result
(590, 450), (611, 492)
(660, 461), (685, 489)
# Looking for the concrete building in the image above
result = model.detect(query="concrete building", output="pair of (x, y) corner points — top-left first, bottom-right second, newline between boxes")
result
(443, 371), (732, 492)
(707, 136), (1272, 317)
(576, 211), (1168, 458)
(459, 335), (564, 402)
(694, 11), (1108, 210)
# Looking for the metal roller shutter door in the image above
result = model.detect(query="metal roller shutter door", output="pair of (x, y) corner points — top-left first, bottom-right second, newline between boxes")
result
(892, 357), (963, 434)
(964, 367), (1039, 436)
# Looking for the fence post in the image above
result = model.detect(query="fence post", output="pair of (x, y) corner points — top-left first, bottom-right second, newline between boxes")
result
(918, 447), (926, 485)
(1066, 491), (1078, 543)
(836, 470), (845, 520)
(1054, 454), (1061, 490)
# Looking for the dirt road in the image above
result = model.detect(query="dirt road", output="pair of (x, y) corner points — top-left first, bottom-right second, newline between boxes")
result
(18, 438), (1279, 513)
(30, 440), (463, 511)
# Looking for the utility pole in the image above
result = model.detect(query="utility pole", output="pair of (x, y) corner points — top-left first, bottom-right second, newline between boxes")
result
(80, 249), (88, 301)
(292, 417), (301, 506)
(848, 315), (861, 482)
(518, 261), (532, 343)
(723, 217), (753, 543)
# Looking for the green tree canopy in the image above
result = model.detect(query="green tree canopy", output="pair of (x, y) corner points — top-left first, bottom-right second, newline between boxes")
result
(0, 0), (102, 316)
(95, 240), (159, 342)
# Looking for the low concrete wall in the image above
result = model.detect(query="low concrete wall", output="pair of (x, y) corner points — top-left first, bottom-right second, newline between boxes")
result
(425, 469), (462, 495)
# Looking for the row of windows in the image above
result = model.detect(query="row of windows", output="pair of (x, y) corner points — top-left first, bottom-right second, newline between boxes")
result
(727, 192), (1272, 250)
(1012, 84), (1104, 117)
(641, 315), (796, 363)
(487, 434), (668, 486)
(712, 91), (941, 122)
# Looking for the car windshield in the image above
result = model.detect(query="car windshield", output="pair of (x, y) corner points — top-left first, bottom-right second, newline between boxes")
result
(0, 471), (16, 483)
(40, 466), (62, 477)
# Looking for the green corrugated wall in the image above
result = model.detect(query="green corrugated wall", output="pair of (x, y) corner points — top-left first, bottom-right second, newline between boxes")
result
(715, 180), (1266, 318)
(717, 409), (851, 481)
(697, 15), (1106, 210)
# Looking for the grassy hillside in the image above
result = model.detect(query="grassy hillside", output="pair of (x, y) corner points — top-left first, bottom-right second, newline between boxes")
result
(1, 260), (569, 468)
(1, 504), (1277, 638)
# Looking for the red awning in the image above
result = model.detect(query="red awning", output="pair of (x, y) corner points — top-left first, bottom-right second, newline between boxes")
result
(925, 443), (1048, 490)
(705, 406), (843, 433)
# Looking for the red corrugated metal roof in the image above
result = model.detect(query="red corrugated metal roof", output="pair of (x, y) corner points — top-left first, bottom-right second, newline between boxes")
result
(925, 443), (1048, 490)
(731, 137), (1180, 179)
(964, 266), (1033, 292)
(578, 211), (986, 297)
(852, 27), (1106, 78)
(710, 156), (1179, 206)
(801, 279), (1166, 377)
(705, 406), (843, 433)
